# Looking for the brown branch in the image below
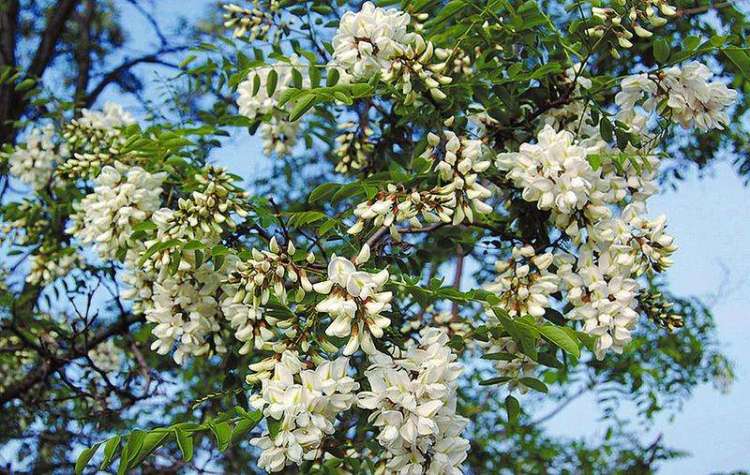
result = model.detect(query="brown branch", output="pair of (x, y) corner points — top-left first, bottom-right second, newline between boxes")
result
(677, 1), (734, 17)
(27, 0), (81, 78)
(0, 0), (19, 145)
(73, 0), (95, 113)
(84, 46), (187, 107)
(0, 313), (145, 406)
(450, 244), (465, 318)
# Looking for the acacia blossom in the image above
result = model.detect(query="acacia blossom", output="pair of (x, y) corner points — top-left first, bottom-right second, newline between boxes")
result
(249, 352), (359, 472)
(357, 328), (470, 474)
(6, 124), (64, 190)
(67, 163), (166, 260)
(314, 244), (392, 356)
(616, 61), (738, 131)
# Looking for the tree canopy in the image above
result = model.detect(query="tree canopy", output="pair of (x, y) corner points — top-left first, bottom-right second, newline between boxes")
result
(0, 0), (747, 473)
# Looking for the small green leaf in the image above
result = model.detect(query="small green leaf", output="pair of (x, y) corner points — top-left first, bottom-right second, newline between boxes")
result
(266, 69), (278, 97)
(519, 377), (549, 393)
(289, 94), (317, 121)
(75, 443), (101, 475)
(100, 435), (121, 469)
(252, 74), (261, 96)
(210, 421), (232, 451)
(539, 325), (580, 358)
(231, 410), (263, 443)
(479, 376), (513, 386)
(308, 182), (340, 204)
(599, 117), (613, 143)
(505, 395), (520, 423)
(326, 68), (340, 87)
(653, 38), (670, 63)
(175, 427), (194, 462)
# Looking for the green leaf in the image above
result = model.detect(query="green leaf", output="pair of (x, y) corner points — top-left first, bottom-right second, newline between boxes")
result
(122, 430), (145, 472)
(210, 421), (232, 451)
(326, 68), (340, 87)
(479, 376), (513, 386)
(267, 418), (282, 438)
(75, 443), (101, 475)
(653, 38), (670, 63)
(266, 69), (278, 97)
(539, 325), (580, 358)
(723, 47), (750, 77)
(15, 78), (36, 91)
(133, 430), (171, 466)
(100, 435), (121, 469)
(482, 351), (516, 361)
(252, 73), (261, 96)
(519, 377), (549, 393)
(175, 427), (194, 462)
(308, 182), (340, 204)
(599, 117), (613, 143)
(289, 94), (317, 121)
(183, 240), (206, 251)
(505, 395), (520, 423)
(231, 410), (263, 443)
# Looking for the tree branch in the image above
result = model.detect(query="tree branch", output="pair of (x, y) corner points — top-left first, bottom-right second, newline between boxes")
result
(84, 46), (186, 107)
(0, 313), (145, 406)
(27, 0), (81, 78)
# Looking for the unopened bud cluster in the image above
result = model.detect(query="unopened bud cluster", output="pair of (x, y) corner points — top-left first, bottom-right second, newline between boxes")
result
(330, 2), (453, 104)
(223, 1), (276, 40)
(334, 121), (374, 173)
(58, 102), (136, 179)
(588, 0), (676, 54)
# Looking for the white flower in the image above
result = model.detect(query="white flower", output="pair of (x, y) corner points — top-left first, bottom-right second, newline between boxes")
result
(314, 245), (392, 355)
(77, 102), (135, 129)
(484, 245), (559, 318)
(497, 125), (601, 216)
(250, 352), (359, 472)
(68, 163), (166, 259)
(616, 62), (738, 131)
(7, 125), (64, 190)
(357, 328), (469, 474)
(332, 2), (414, 80)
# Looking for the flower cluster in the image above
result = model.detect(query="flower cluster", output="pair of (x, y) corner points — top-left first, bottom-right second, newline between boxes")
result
(422, 130), (493, 223)
(616, 62), (738, 131)
(334, 121), (374, 174)
(236, 57), (308, 156)
(26, 248), (80, 285)
(146, 258), (230, 364)
(126, 168), (248, 364)
(357, 328), (469, 474)
(314, 245), (392, 355)
(346, 130), (492, 239)
(587, 0), (676, 53)
(331, 2), (452, 104)
(144, 167), (248, 255)
(87, 339), (123, 373)
(58, 102), (136, 178)
(221, 237), (314, 354)
(67, 163), (166, 260)
(223, 1), (276, 39)
(6, 124), (65, 190)
(496, 124), (678, 357)
(484, 245), (558, 318)
(249, 352), (359, 472)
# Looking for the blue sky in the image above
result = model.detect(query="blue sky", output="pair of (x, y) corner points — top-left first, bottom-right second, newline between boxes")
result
(82, 1), (750, 471)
